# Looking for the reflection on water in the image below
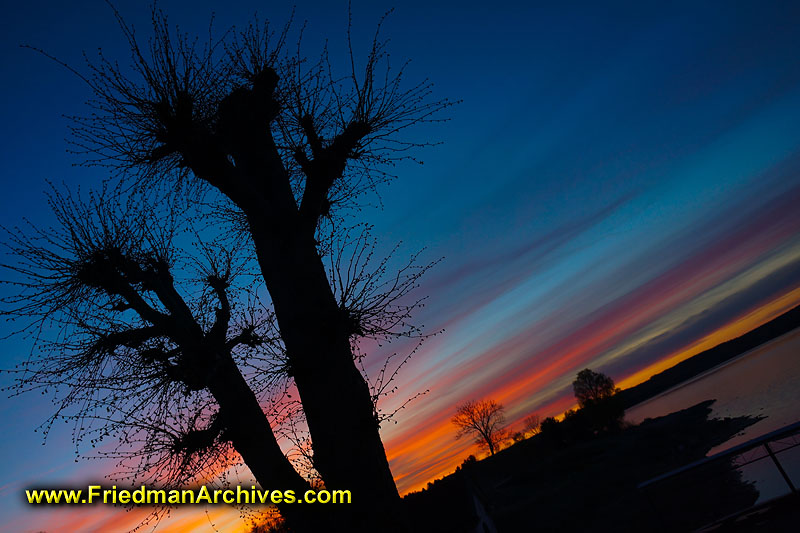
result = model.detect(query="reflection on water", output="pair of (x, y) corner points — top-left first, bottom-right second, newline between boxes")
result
(738, 445), (800, 502)
(626, 327), (800, 503)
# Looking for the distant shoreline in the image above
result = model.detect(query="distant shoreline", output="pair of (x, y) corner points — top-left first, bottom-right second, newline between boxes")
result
(618, 303), (800, 410)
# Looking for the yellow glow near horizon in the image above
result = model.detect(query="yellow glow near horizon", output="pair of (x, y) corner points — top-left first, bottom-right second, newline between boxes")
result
(617, 284), (800, 391)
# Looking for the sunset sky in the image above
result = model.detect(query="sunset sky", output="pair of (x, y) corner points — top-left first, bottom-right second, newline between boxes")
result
(2, 1), (800, 531)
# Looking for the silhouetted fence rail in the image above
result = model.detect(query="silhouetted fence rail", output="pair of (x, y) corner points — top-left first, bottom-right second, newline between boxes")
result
(637, 420), (800, 530)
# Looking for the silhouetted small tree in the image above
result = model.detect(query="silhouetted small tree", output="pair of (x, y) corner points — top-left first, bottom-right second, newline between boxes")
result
(457, 455), (477, 471)
(523, 414), (541, 437)
(571, 369), (624, 434)
(572, 368), (619, 408)
(451, 400), (507, 456)
(538, 416), (562, 444)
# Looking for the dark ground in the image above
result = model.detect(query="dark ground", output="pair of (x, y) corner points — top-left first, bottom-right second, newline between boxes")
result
(404, 400), (777, 532)
(699, 493), (800, 532)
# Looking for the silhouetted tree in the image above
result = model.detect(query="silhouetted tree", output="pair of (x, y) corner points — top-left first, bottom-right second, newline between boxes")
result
(522, 414), (541, 437)
(456, 455), (477, 471)
(570, 369), (624, 435)
(451, 400), (507, 456)
(572, 368), (619, 408)
(539, 417), (560, 437)
(2, 5), (452, 532)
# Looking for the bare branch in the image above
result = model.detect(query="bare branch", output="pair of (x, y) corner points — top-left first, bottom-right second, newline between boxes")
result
(451, 400), (507, 456)
(1, 187), (301, 494)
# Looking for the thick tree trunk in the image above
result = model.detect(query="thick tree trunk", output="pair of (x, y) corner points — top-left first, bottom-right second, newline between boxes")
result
(177, 79), (408, 530)
(206, 356), (331, 530)
(208, 357), (309, 491)
(249, 221), (406, 531)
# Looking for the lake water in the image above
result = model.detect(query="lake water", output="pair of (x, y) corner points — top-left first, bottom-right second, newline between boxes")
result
(625, 327), (800, 503)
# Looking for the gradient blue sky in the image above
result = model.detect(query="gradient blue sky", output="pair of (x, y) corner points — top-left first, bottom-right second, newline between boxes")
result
(2, 1), (800, 531)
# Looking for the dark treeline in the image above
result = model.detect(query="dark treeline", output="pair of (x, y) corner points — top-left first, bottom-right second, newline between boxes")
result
(402, 368), (762, 532)
(405, 401), (760, 532)
(618, 303), (800, 409)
